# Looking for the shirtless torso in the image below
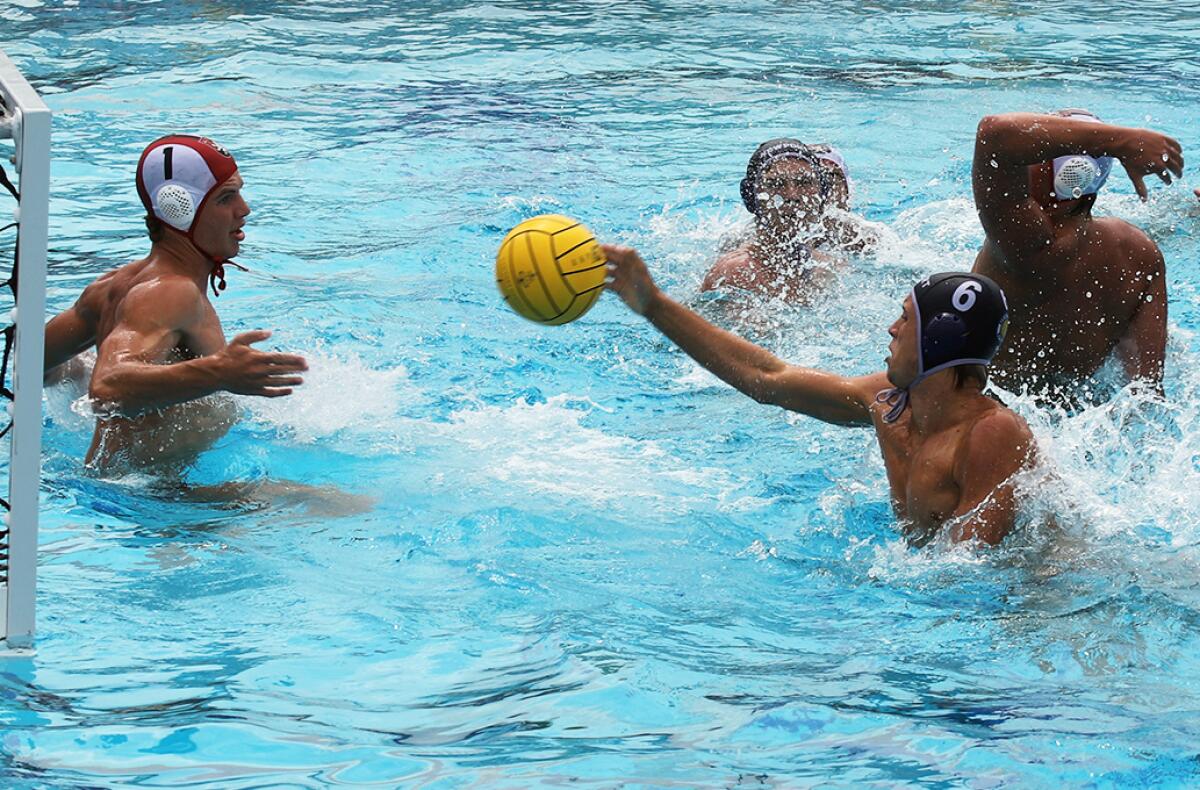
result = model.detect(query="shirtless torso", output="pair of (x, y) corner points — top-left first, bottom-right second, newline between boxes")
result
(607, 243), (1035, 546)
(971, 112), (1181, 399)
(44, 162), (307, 473)
(867, 378), (1030, 545)
(57, 257), (237, 469)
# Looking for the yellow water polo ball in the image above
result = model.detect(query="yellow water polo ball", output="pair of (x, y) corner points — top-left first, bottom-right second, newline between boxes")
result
(495, 214), (607, 325)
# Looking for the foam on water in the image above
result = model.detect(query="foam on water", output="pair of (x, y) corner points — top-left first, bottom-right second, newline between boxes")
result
(888, 196), (983, 263)
(428, 394), (738, 514)
(245, 349), (417, 444)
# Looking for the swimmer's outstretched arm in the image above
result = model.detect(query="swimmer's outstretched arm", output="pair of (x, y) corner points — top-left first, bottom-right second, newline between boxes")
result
(89, 280), (307, 416)
(604, 244), (880, 427)
(976, 113), (1183, 195)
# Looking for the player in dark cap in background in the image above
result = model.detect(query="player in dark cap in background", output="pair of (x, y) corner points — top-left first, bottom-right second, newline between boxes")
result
(703, 138), (878, 302)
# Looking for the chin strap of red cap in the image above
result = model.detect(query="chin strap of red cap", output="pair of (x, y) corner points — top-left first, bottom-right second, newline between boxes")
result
(210, 259), (248, 297)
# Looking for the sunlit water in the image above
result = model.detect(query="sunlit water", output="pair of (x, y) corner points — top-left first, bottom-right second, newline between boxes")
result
(2, 1), (1200, 786)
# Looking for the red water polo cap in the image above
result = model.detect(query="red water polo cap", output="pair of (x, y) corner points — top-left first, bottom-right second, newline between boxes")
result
(136, 135), (238, 243)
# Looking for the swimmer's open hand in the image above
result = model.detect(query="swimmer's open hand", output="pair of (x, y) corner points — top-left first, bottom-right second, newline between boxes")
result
(218, 330), (308, 397)
(602, 244), (661, 317)
(1117, 128), (1184, 201)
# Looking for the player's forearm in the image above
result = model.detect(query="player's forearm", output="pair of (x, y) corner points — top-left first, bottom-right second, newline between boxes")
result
(976, 113), (1128, 168)
(89, 356), (224, 416)
(43, 309), (95, 375)
(45, 342), (85, 376)
(643, 291), (788, 402)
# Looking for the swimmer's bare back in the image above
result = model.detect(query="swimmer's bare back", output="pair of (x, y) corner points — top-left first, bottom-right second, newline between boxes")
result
(971, 113), (1182, 394)
(44, 252), (308, 473)
(973, 217), (1165, 393)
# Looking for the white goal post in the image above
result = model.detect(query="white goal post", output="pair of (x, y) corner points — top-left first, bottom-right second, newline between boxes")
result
(0, 49), (49, 647)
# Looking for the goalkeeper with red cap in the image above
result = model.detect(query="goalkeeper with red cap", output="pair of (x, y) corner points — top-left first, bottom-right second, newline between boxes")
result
(43, 134), (309, 472)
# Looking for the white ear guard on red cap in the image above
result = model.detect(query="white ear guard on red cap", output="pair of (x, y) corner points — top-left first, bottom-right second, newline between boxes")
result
(139, 143), (219, 232)
(154, 183), (196, 228)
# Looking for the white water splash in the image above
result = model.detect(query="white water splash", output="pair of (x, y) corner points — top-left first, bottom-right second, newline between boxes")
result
(496, 194), (566, 213)
(428, 394), (738, 513)
(245, 350), (416, 444)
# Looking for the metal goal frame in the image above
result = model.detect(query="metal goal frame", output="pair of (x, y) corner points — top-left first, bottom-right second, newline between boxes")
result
(0, 48), (49, 647)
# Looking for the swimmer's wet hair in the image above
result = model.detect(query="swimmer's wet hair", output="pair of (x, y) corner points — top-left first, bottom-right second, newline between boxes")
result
(145, 212), (165, 242)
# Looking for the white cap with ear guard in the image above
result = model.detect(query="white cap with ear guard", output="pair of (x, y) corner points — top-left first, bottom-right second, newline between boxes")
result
(1049, 110), (1114, 201)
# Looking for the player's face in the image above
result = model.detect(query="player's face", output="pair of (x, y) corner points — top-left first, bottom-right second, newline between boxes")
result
(886, 295), (919, 388)
(756, 159), (825, 236)
(823, 163), (851, 210)
(193, 172), (250, 260)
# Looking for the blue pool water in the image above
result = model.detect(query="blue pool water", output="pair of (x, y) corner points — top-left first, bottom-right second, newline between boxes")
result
(3, 1), (1200, 786)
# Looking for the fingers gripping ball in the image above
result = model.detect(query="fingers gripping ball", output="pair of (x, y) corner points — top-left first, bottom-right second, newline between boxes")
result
(496, 215), (607, 325)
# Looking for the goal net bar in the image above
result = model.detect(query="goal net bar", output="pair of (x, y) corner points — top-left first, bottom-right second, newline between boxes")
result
(0, 49), (49, 647)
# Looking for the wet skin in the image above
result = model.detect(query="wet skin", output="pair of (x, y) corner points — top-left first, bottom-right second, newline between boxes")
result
(703, 157), (863, 301)
(971, 113), (1183, 399)
(608, 244), (1035, 545)
(43, 172), (309, 472)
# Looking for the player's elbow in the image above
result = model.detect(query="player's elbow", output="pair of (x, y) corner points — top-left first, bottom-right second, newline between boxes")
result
(949, 515), (1011, 546)
(747, 368), (791, 407)
(975, 114), (1024, 156)
(977, 114), (1013, 140)
(748, 381), (778, 406)
(87, 372), (124, 410)
(88, 382), (116, 407)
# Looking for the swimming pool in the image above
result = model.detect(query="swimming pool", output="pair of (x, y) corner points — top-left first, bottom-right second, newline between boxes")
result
(4, 0), (1200, 785)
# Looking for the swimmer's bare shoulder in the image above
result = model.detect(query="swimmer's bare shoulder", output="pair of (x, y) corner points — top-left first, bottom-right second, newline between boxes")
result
(89, 274), (224, 411)
(1077, 217), (1165, 305)
(701, 246), (754, 291)
(43, 260), (147, 375)
(101, 274), (208, 352)
(1093, 215), (1160, 262)
(948, 405), (1035, 545)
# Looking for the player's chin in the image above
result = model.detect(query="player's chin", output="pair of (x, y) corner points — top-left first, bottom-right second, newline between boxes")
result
(884, 359), (902, 387)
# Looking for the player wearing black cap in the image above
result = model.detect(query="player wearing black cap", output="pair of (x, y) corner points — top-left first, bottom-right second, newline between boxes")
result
(606, 244), (1035, 546)
(703, 138), (877, 302)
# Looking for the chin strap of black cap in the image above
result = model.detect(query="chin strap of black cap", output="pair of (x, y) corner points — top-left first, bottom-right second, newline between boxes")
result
(875, 385), (913, 424)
